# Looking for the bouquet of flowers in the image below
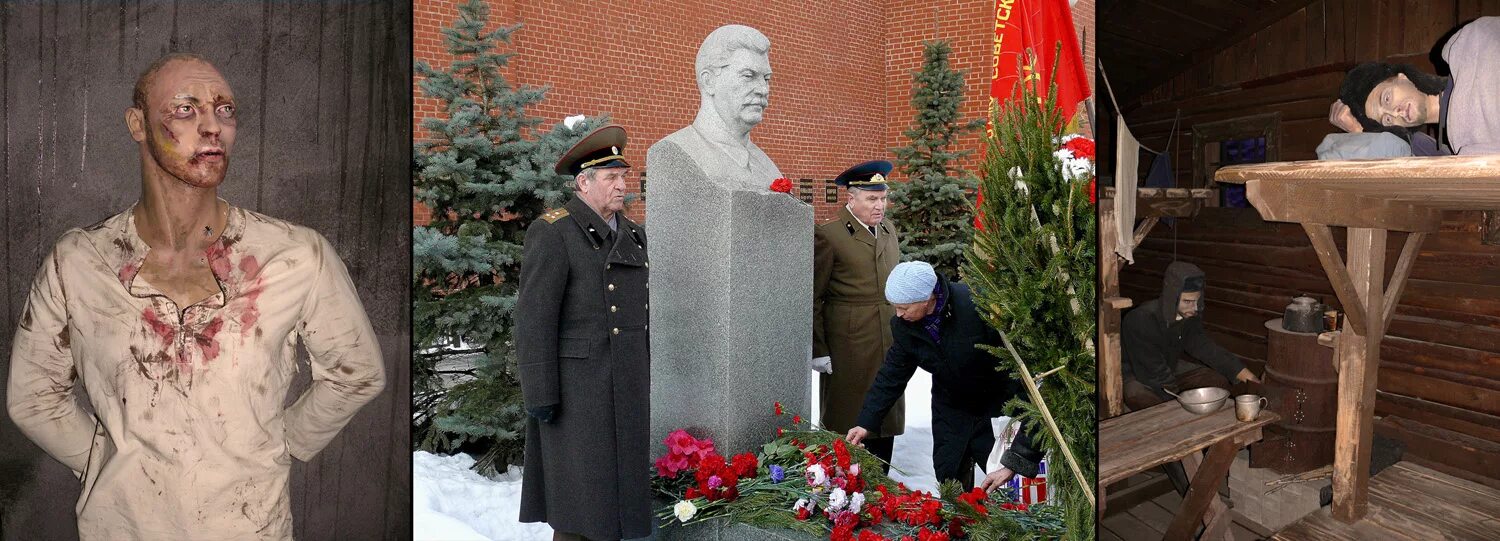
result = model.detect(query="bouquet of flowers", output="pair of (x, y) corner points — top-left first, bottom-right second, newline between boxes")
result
(652, 404), (1064, 540)
(1054, 134), (1096, 204)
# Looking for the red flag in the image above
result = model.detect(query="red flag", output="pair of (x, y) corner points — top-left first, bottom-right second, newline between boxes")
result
(977, 0), (1090, 229)
(991, 0), (1091, 119)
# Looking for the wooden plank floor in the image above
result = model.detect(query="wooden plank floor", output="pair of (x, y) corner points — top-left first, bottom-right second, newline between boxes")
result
(1103, 471), (1266, 540)
(1271, 461), (1500, 540)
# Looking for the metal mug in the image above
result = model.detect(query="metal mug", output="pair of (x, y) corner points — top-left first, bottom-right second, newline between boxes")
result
(1235, 394), (1267, 421)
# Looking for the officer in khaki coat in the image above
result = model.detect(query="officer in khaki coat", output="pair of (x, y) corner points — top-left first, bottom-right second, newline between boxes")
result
(813, 160), (904, 465)
(516, 125), (651, 541)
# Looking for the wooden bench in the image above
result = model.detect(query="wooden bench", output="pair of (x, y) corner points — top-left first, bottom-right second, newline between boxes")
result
(1101, 400), (1279, 540)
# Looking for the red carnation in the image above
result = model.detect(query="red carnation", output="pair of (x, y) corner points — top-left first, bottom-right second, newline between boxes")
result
(774, 402), (783, 415)
(834, 438), (852, 470)
(957, 488), (990, 517)
(917, 526), (950, 541)
(731, 453), (759, 479)
(770, 177), (793, 193)
(796, 507), (811, 521)
(832, 523), (856, 541)
(947, 517), (966, 539)
(1063, 137), (1095, 160)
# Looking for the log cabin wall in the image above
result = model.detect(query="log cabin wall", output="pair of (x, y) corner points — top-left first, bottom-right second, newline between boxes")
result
(0, 3), (412, 539)
(1113, 0), (1500, 489)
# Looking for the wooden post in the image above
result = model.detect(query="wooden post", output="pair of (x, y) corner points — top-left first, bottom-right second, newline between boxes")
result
(1099, 197), (1125, 418)
(1331, 228), (1386, 522)
(1180, 449), (1234, 541)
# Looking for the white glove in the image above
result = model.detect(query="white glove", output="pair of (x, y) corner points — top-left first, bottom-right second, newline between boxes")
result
(811, 356), (833, 374)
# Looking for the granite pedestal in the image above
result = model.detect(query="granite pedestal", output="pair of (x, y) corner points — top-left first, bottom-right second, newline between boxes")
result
(645, 172), (813, 457)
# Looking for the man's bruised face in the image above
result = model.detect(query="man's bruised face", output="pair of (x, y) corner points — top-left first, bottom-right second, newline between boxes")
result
(1363, 73), (1431, 128)
(132, 60), (236, 188)
(1177, 290), (1202, 319)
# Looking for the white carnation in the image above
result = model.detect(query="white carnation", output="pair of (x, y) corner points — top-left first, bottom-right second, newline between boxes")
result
(828, 488), (848, 510)
(807, 464), (828, 487)
(673, 500), (697, 522)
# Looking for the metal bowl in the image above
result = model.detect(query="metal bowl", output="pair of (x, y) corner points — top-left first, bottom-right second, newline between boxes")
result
(1175, 387), (1230, 415)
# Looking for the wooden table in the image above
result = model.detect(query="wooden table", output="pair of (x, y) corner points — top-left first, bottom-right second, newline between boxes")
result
(1101, 400), (1279, 541)
(1216, 155), (1500, 523)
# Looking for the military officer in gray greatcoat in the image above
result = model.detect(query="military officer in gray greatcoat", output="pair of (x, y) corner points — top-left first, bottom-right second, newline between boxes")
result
(516, 124), (651, 541)
(813, 160), (904, 467)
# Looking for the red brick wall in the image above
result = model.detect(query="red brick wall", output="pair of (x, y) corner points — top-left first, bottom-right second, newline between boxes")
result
(414, 0), (1093, 226)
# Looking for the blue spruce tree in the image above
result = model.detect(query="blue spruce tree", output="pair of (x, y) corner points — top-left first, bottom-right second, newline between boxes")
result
(890, 40), (986, 278)
(412, 0), (601, 473)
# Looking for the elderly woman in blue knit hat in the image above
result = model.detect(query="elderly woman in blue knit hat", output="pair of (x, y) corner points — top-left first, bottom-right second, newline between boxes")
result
(844, 261), (1044, 492)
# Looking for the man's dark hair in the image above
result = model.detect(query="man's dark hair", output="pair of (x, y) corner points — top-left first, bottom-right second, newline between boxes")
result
(132, 53), (213, 110)
(1338, 62), (1448, 134)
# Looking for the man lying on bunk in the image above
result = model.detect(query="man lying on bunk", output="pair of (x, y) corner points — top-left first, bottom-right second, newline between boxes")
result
(1325, 16), (1500, 157)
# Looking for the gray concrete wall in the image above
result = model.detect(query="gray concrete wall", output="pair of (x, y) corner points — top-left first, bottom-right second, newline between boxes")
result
(0, 2), (411, 539)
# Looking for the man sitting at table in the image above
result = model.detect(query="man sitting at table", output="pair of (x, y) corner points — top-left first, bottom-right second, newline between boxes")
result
(1121, 262), (1260, 412)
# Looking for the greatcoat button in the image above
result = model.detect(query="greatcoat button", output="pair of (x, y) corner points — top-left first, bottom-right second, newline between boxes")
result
(612, 328), (620, 335)
(606, 264), (612, 270)
(608, 283), (616, 291)
(611, 305), (618, 312)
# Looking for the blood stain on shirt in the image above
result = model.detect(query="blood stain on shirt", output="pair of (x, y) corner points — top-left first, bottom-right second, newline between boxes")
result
(195, 318), (226, 362)
(142, 309), (176, 348)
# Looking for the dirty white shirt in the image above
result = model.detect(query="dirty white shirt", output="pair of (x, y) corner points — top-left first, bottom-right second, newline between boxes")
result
(6, 204), (385, 540)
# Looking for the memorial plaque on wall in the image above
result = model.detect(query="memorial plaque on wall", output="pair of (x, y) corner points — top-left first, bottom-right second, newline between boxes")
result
(798, 178), (814, 204)
(639, 171), (647, 202)
(825, 179), (839, 203)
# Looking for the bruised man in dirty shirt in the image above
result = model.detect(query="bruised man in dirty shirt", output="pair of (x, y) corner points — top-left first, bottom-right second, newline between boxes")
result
(6, 53), (385, 540)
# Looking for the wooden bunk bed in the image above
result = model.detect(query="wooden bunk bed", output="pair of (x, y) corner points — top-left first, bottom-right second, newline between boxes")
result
(1215, 155), (1500, 536)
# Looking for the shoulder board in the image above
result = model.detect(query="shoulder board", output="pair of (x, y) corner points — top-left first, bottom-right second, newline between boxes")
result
(540, 208), (570, 224)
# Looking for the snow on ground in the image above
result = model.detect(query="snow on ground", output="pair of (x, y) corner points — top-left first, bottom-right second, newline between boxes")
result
(414, 451), (552, 541)
(832, 368), (941, 493)
(415, 369), (1004, 539)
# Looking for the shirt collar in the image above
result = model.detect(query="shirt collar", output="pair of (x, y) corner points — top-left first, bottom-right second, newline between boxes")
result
(114, 201), (245, 305)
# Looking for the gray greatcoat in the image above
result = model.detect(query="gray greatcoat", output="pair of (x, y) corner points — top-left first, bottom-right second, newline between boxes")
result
(813, 206), (904, 436)
(516, 196), (651, 540)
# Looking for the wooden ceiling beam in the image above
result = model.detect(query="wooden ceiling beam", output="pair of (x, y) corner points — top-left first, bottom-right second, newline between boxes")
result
(1116, 0), (1323, 109)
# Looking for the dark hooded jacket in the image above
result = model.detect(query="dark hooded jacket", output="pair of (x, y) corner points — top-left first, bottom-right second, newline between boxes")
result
(855, 274), (1044, 477)
(1121, 262), (1245, 398)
